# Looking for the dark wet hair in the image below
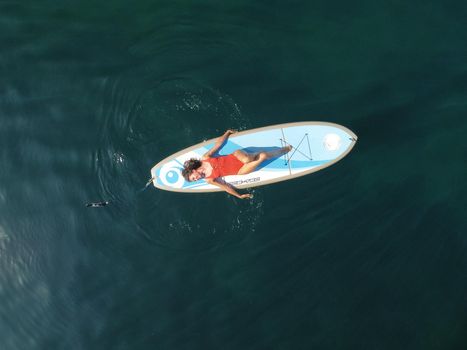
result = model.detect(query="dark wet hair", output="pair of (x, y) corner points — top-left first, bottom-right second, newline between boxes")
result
(182, 158), (202, 182)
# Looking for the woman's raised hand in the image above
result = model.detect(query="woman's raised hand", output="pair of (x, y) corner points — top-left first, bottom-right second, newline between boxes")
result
(226, 129), (237, 135)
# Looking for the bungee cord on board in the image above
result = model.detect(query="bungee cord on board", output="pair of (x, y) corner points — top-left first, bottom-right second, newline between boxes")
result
(279, 133), (313, 165)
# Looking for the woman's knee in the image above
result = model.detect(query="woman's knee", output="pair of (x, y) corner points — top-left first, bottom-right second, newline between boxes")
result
(258, 152), (268, 161)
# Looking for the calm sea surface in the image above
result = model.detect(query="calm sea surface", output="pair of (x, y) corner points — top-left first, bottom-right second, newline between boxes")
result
(1, 1), (467, 349)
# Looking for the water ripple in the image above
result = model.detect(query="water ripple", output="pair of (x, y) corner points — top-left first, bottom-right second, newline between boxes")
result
(94, 77), (263, 251)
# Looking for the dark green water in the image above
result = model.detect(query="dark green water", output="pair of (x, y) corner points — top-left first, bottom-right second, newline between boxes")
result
(2, 1), (467, 349)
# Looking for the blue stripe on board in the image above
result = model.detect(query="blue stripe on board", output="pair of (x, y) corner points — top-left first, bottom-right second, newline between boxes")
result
(265, 159), (329, 169)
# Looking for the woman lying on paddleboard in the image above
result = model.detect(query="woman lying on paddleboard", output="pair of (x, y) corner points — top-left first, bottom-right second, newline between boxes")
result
(182, 130), (292, 199)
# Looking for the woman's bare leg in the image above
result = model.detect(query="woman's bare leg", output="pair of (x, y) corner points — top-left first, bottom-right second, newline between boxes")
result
(236, 146), (291, 175)
(231, 149), (257, 163)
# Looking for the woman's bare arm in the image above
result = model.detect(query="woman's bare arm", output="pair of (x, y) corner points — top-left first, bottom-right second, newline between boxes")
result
(202, 130), (236, 160)
(206, 178), (252, 199)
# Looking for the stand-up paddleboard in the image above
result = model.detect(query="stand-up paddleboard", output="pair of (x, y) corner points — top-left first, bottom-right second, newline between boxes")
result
(150, 121), (357, 193)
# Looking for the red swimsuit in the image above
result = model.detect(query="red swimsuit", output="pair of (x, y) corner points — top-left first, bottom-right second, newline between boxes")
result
(205, 154), (244, 179)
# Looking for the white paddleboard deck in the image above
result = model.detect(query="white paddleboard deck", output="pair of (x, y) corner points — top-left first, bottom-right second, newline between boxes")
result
(150, 121), (357, 193)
